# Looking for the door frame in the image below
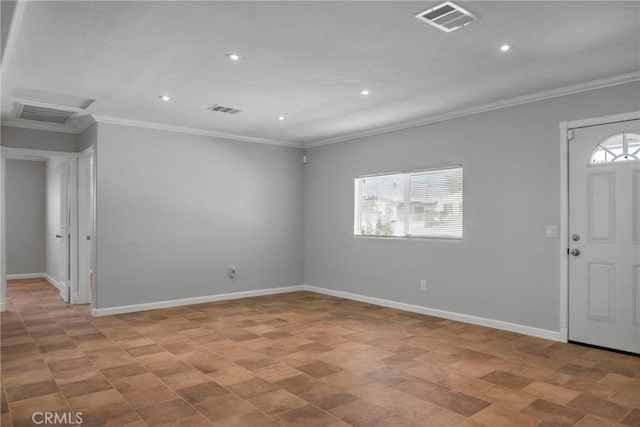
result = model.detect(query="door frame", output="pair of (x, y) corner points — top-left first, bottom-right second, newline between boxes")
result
(0, 147), (83, 310)
(559, 110), (640, 343)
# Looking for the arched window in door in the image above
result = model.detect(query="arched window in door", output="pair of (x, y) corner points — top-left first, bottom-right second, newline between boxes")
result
(590, 132), (640, 164)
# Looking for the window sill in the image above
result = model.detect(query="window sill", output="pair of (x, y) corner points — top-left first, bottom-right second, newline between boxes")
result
(354, 234), (462, 242)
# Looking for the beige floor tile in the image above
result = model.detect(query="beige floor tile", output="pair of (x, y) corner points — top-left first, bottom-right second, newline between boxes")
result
(3, 279), (639, 427)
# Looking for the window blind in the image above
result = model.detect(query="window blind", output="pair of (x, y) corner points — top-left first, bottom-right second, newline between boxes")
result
(355, 166), (463, 239)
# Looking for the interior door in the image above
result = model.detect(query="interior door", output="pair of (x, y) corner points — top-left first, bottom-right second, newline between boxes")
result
(569, 119), (640, 354)
(58, 160), (71, 303)
(76, 152), (93, 304)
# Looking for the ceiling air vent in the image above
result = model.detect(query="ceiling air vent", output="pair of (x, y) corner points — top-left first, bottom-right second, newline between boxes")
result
(207, 104), (242, 115)
(16, 102), (78, 124)
(415, 1), (477, 33)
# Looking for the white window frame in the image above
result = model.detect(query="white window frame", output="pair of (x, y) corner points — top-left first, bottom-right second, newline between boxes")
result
(354, 165), (463, 240)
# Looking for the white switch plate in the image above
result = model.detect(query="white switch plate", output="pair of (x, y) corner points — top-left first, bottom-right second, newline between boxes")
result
(420, 279), (427, 291)
(545, 225), (558, 238)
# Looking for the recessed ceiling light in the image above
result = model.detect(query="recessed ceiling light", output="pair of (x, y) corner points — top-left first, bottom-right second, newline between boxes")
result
(360, 89), (370, 96)
(159, 95), (171, 102)
(226, 53), (241, 61)
(500, 44), (510, 52)
(277, 116), (285, 121)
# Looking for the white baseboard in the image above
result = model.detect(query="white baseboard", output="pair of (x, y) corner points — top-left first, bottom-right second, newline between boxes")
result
(6, 273), (65, 292)
(6, 273), (46, 280)
(91, 285), (306, 317)
(88, 282), (564, 342)
(304, 285), (565, 342)
(43, 273), (63, 291)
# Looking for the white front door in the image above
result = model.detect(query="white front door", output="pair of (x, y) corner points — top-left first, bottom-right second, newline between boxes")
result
(59, 160), (71, 303)
(569, 119), (640, 354)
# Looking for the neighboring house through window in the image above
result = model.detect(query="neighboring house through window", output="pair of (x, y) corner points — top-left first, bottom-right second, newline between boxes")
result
(354, 166), (463, 239)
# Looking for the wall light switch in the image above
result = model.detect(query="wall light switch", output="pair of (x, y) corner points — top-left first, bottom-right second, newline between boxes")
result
(545, 225), (558, 238)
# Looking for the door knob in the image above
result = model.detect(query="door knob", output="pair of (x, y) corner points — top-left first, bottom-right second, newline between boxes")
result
(570, 249), (580, 256)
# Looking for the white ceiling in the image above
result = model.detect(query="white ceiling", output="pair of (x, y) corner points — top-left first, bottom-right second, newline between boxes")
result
(2, 1), (639, 147)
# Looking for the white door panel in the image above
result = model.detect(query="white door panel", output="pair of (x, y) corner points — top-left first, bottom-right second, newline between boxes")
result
(76, 152), (93, 304)
(634, 170), (640, 244)
(569, 119), (640, 354)
(59, 161), (70, 303)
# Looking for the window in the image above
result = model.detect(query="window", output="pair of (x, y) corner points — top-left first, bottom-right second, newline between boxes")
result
(590, 133), (640, 164)
(354, 166), (463, 239)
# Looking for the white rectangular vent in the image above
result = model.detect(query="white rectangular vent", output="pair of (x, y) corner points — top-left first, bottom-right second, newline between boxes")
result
(16, 103), (77, 124)
(416, 1), (476, 33)
(207, 104), (242, 115)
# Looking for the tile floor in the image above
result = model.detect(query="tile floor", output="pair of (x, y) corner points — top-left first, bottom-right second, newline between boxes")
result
(1, 278), (639, 426)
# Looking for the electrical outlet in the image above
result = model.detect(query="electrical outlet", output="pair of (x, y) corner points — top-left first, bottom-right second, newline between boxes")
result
(420, 279), (427, 291)
(228, 266), (237, 279)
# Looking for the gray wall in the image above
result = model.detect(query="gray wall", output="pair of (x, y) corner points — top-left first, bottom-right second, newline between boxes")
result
(45, 157), (63, 282)
(94, 123), (305, 309)
(1, 126), (78, 152)
(6, 159), (46, 274)
(304, 81), (640, 332)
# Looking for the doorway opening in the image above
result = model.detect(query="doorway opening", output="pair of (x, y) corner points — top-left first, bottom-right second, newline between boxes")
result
(1, 147), (94, 310)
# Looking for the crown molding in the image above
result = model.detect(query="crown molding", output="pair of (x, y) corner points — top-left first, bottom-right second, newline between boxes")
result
(3, 72), (637, 149)
(92, 115), (303, 148)
(304, 71), (640, 148)
(2, 114), (303, 148)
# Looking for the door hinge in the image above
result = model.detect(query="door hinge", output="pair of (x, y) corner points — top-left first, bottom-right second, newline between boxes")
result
(567, 129), (574, 140)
